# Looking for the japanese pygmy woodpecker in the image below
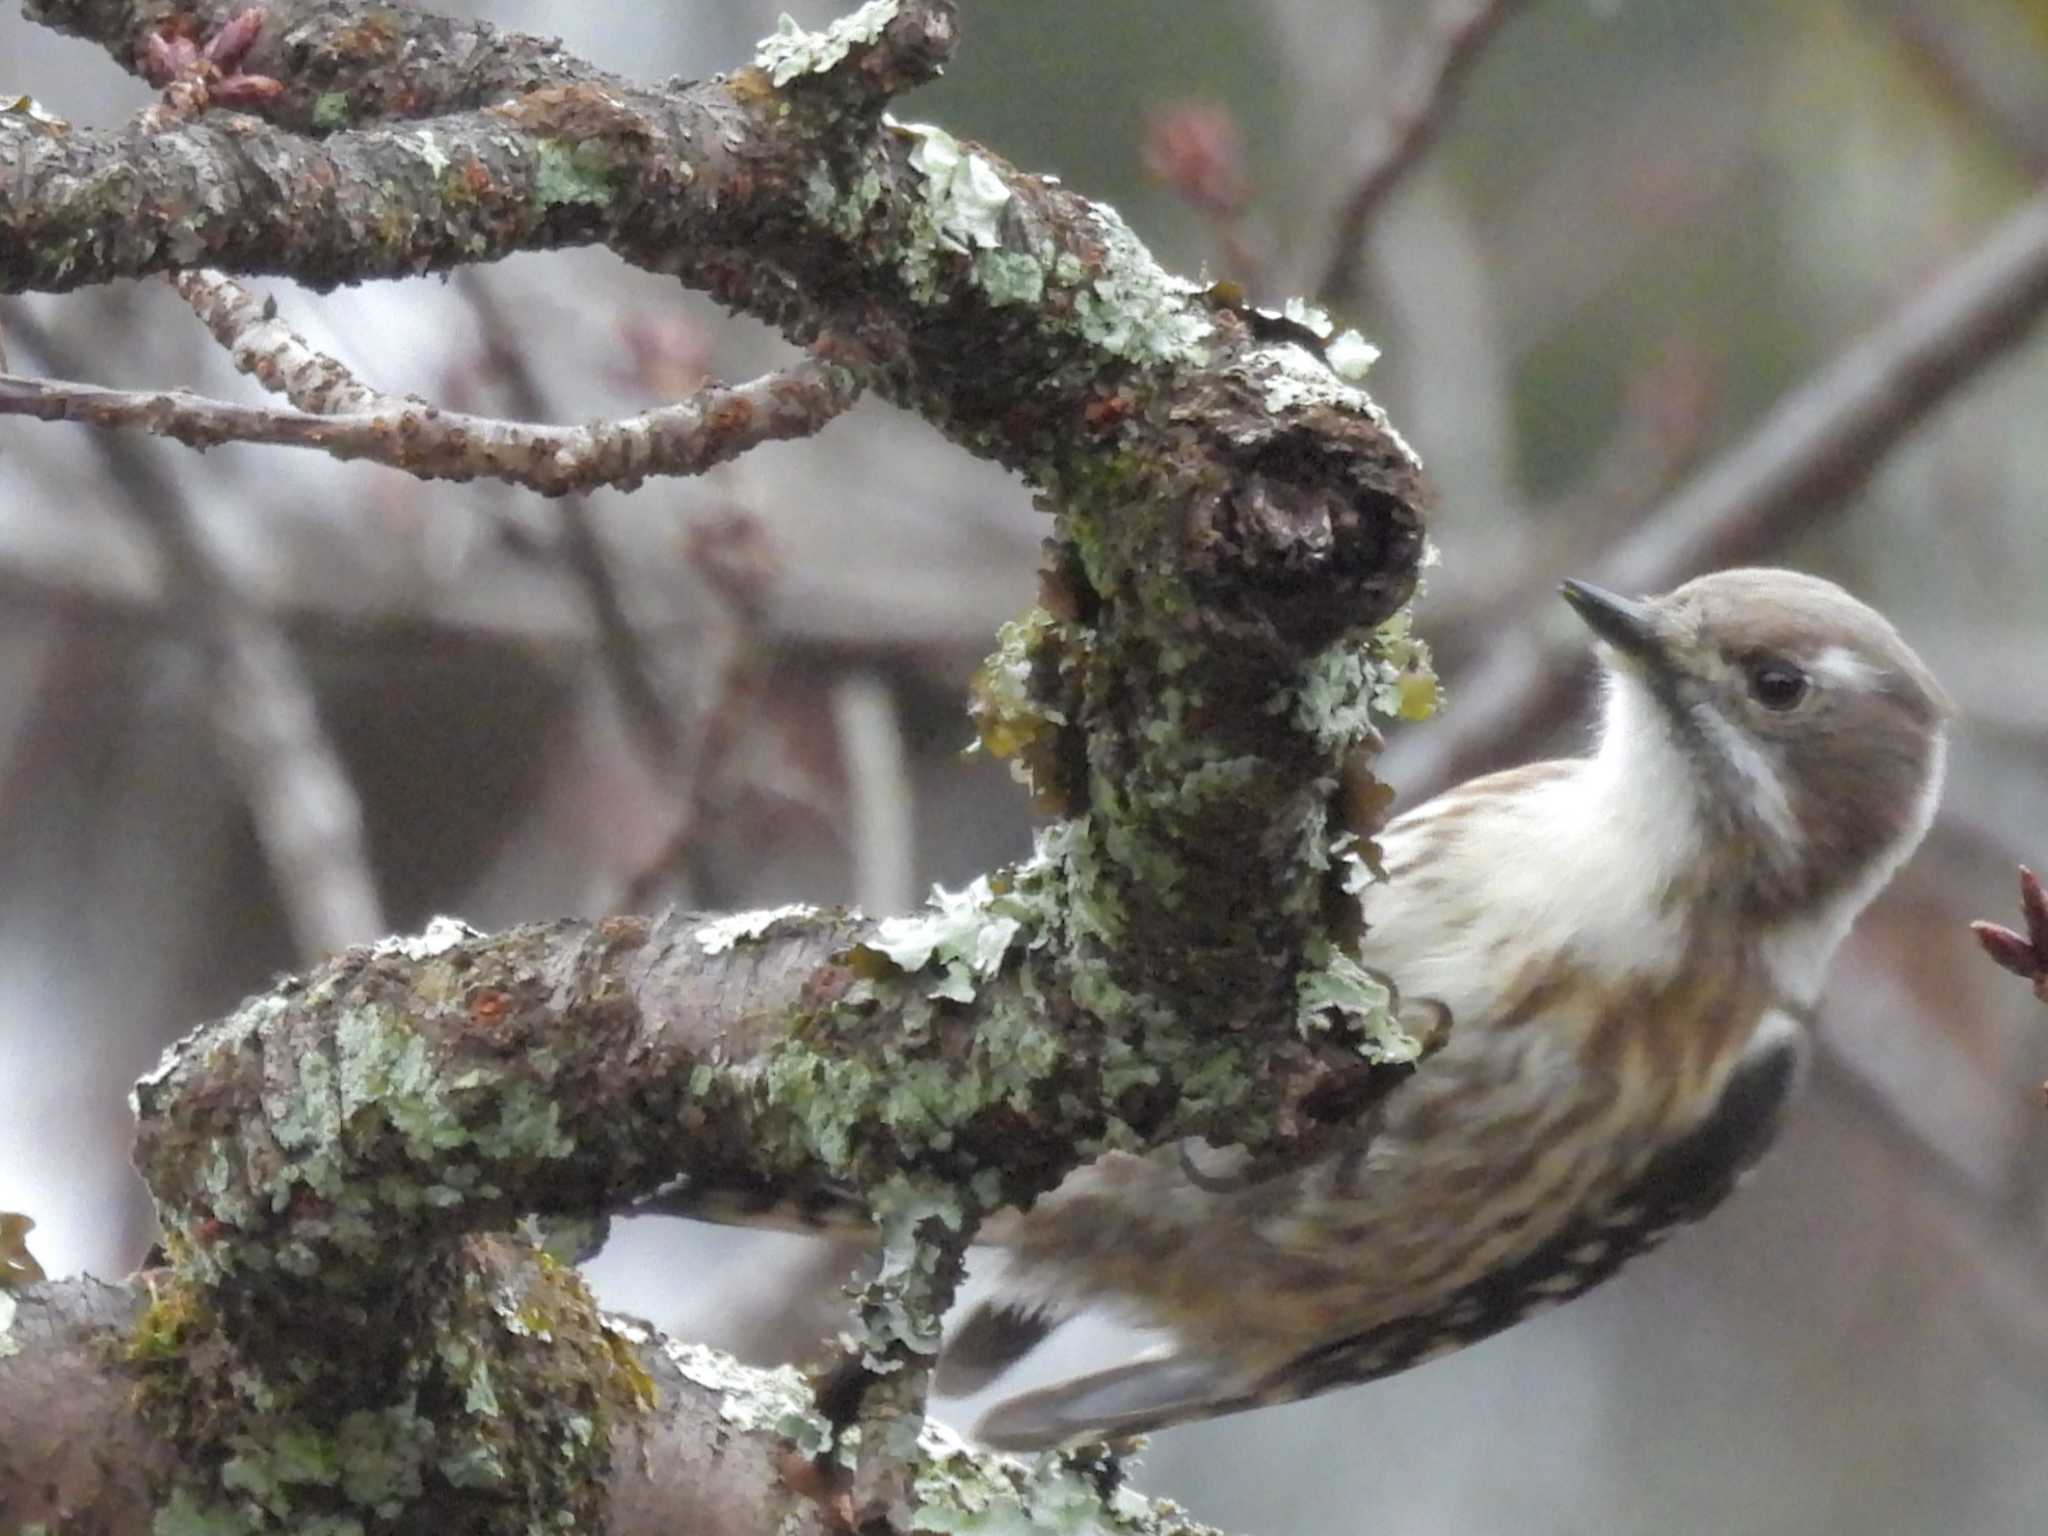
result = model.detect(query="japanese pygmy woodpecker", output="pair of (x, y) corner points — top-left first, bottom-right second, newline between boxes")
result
(941, 567), (1949, 1451)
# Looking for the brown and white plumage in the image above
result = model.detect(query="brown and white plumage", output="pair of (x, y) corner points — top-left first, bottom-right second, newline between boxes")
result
(943, 568), (1949, 1451)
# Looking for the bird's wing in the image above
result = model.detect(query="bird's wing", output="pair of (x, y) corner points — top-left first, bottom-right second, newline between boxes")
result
(1250, 1006), (1809, 1408)
(961, 1010), (1807, 1452)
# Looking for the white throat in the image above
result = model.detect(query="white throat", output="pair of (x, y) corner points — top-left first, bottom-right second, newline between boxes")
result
(1579, 669), (1707, 902)
(1591, 665), (1947, 1009)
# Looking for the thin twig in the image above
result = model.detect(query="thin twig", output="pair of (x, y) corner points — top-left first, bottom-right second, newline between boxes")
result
(1315, 0), (1530, 311)
(0, 356), (866, 498)
(1382, 182), (2048, 801)
(172, 268), (382, 413)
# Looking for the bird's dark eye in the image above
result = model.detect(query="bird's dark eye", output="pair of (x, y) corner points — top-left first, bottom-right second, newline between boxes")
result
(1747, 660), (1809, 711)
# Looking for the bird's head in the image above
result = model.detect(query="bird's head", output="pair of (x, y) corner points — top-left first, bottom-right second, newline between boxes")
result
(1561, 568), (1950, 918)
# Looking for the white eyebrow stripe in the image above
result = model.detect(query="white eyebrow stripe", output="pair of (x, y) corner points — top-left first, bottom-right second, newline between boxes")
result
(1810, 645), (1880, 689)
(1695, 707), (1799, 848)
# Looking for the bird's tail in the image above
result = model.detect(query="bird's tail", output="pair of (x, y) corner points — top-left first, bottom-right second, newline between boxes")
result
(934, 1293), (1072, 1398)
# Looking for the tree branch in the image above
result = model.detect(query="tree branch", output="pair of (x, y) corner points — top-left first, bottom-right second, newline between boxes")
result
(0, 1262), (1219, 1536)
(173, 265), (388, 414)
(3, 1), (1431, 1528)
(26, 0), (1428, 1034)
(0, 358), (867, 494)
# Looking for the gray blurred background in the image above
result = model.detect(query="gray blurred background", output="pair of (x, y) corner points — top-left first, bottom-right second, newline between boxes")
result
(3, 1), (2046, 1531)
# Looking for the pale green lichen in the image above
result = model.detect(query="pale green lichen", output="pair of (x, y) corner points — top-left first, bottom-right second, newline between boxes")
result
(882, 1058), (977, 1146)
(153, 1487), (256, 1536)
(694, 903), (821, 955)
(436, 1443), (507, 1489)
(200, 1137), (260, 1231)
(974, 247), (1047, 307)
(968, 1008), (1064, 1105)
(1295, 940), (1410, 1052)
(973, 612), (1046, 733)
(471, 1080), (574, 1162)
(805, 162), (886, 239)
(1276, 296), (1333, 337)
(336, 1005), (466, 1157)
(1265, 300), (1379, 379)
(271, 1046), (340, 1153)
(1093, 782), (1186, 908)
(754, 0), (901, 86)
(1272, 609), (1438, 752)
(1027, 819), (1126, 949)
(1282, 644), (1377, 753)
(909, 1419), (1219, 1536)
(901, 123), (1014, 253)
(968, 609), (1069, 797)
(862, 1175), (969, 1360)
(763, 1049), (879, 1171)
(665, 1339), (839, 1460)
(532, 138), (615, 209)
(311, 92), (349, 131)
(1329, 831), (1378, 897)
(1254, 340), (1375, 417)
(1071, 206), (1211, 366)
(866, 878), (1025, 1002)
(207, 1398), (429, 1526)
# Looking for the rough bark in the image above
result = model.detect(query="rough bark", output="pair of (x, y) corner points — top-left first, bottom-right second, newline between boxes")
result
(0, 1258), (1221, 1536)
(0, 1), (1430, 1530)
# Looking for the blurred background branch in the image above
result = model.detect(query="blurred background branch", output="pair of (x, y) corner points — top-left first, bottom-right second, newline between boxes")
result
(1315, 0), (1532, 309)
(1378, 181), (2048, 801)
(1, 301), (383, 962)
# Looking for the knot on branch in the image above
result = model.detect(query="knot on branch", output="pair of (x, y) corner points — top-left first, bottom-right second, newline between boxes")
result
(1196, 442), (1425, 652)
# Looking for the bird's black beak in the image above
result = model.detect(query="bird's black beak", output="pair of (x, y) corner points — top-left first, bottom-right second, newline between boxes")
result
(1559, 580), (1665, 667)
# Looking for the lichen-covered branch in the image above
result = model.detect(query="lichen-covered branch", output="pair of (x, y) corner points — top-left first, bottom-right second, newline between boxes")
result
(0, 1262), (1221, 1536)
(130, 897), (1433, 1295)
(2, 1), (1434, 1529)
(112, 899), (1288, 1529)
(6, 0), (1430, 1080)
